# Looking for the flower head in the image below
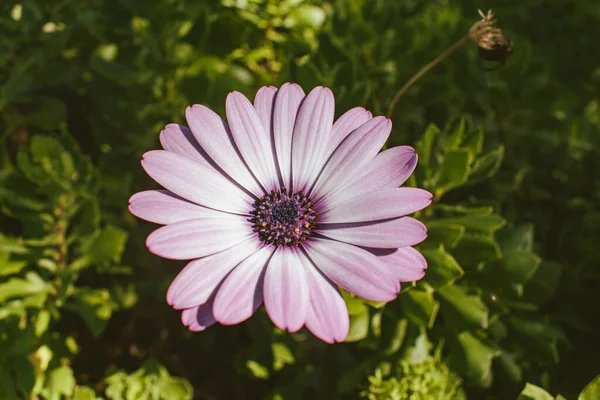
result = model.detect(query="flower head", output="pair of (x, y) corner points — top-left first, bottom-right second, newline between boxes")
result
(129, 83), (432, 343)
(469, 9), (514, 68)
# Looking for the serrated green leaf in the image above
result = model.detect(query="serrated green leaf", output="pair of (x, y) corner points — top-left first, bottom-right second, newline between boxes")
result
(434, 149), (473, 196)
(415, 123), (440, 169)
(400, 289), (439, 328)
(579, 375), (600, 400)
(498, 249), (542, 284)
(0, 276), (48, 302)
(453, 233), (501, 268)
(73, 386), (98, 400)
(518, 383), (554, 400)
(424, 222), (465, 249)
(421, 247), (464, 288)
(44, 365), (76, 400)
(272, 342), (295, 371)
(83, 225), (128, 265)
(68, 288), (113, 337)
(469, 146), (505, 183)
(449, 331), (496, 388)
(436, 214), (506, 233)
(437, 285), (489, 330)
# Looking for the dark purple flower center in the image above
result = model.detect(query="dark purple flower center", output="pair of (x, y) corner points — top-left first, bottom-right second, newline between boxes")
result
(251, 187), (317, 246)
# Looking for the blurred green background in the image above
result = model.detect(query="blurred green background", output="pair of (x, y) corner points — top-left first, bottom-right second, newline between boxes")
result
(1, 0), (599, 399)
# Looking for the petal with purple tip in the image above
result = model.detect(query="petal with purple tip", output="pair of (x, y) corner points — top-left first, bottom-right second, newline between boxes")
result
(160, 123), (209, 164)
(263, 246), (309, 332)
(128, 190), (234, 225)
(319, 146), (418, 208)
(317, 217), (427, 248)
(186, 105), (263, 196)
(304, 238), (399, 302)
(273, 83), (305, 187)
(329, 107), (372, 152)
(146, 217), (253, 260)
(303, 260), (349, 343)
(311, 116), (391, 201)
(167, 238), (261, 309)
(254, 86), (278, 133)
(291, 86), (335, 192)
(181, 301), (217, 332)
(141, 150), (253, 214)
(226, 91), (280, 190)
(371, 246), (428, 282)
(213, 246), (274, 325)
(319, 188), (433, 224)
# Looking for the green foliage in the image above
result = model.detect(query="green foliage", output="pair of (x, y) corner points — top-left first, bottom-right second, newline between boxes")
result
(1, 0), (599, 399)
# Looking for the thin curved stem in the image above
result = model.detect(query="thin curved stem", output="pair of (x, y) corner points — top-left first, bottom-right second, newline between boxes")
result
(387, 35), (470, 118)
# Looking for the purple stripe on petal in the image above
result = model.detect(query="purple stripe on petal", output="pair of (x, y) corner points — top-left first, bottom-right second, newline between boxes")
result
(186, 105), (263, 196)
(319, 187), (433, 224)
(254, 86), (278, 133)
(319, 146), (418, 209)
(160, 124), (208, 164)
(311, 116), (391, 201)
(329, 107), (372, 152)
(141, 150), (253, 214)
(371, 246), (427, 282)
(146, 217), (253, 260)
(303, 256), (349, 343)
(128, 190), (232, 225)
(212, 245), (274, 325)
(181, 301), (217, 332)
(263, 246), (309, 332)
(291, 86), (335, 192)
(226, 91), (280, 191)
(273, 83), (305, 187)
(303, 238), (399, 302)
(167, 238), (261, 309)
(317, 217), (427, 248)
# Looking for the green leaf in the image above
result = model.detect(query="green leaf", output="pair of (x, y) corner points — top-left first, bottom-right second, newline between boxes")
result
(160, 377), (193, 400)
(468, 146), (505, 183)
(497, 224), (535, 253)
(73, 386), (98, 400)
(518, 383), (554, 400)
(400, 289), (439, 328)
(35, 309), (51, 336)
(435, 214), (506, 233)
(496, 349), (522, 383)
(508, 317), (564, 364)
(271, 342), (295, 371)
(0, 276), (48, 302)
(434, 149), (473, 196)
(345, 306), (370, 342)
(25, 97), (67, 130)
(523, 261), (562, 304)
(437, 285), (489, 330)
(424, 221), (465, 249)
(246, 360), (269, 380)
(68, 288), (113, 337)
(83, 225), (128, 265)
(44, 365), (76, 400)
(383, 318), (408, 356)
(449, 331), (496, 388)
(453, 233), (501, 268)
(0, 366), (18, 400)
(421, 247), (464, 288)
(498, 249), (542, 284)
(415, 123), (440, 169)
(579, 375), (600, 400)
(13, 357), (36, 395)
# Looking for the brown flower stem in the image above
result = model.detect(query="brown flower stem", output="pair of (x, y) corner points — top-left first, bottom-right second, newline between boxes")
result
(387, 35), (470, 118)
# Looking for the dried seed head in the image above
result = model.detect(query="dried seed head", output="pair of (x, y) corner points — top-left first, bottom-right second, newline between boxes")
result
(469, 9), (514, 69)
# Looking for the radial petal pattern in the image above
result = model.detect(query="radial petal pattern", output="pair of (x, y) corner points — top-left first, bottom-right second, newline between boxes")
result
(130, 83), (432, 344)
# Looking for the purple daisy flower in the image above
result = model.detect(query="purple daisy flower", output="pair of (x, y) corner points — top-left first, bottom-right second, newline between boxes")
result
(129, 83), (432, 343)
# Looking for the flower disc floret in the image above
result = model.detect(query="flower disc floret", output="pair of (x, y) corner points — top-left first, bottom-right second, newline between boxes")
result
(251, 187), (317, 246)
